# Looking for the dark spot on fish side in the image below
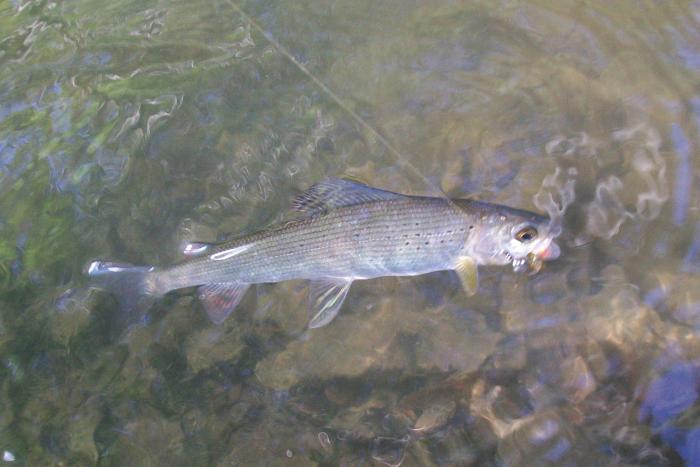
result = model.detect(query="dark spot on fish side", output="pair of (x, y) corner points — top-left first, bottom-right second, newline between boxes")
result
(415, 233), (420, 237)
(425, 241), (429, 245)
(405, 241), (410, 245)
(440, 240), (445, 244)
(469, 225), (474, 230)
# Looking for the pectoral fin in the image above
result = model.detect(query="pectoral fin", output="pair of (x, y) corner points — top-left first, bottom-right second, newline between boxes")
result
(198, 282), (251, 324)
(308, 278), (353, 328)
(455, 256), (479, 296)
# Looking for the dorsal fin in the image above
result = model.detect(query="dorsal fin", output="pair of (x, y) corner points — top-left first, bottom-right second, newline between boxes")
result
(291, 178), (405, 214)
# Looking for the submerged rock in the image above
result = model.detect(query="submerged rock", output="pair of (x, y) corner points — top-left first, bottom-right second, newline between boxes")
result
(99, 405), (185, 465)
(255, 286), (500, 390)
(185, 326), (246, 373)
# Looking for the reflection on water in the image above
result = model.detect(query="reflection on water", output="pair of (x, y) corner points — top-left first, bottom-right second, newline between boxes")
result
(1, 0), (699, 464)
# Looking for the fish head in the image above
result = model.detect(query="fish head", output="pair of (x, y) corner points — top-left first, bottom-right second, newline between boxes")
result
(504, 217), (561, 274)
(462, 202), (561, 273)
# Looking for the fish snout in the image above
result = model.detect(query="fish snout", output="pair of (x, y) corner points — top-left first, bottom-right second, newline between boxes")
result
(537, 241), (561, 261)
(522, 241), (560, 275)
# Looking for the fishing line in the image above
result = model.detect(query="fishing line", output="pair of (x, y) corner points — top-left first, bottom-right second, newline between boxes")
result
(224, 0), (460, 209)
(221, 1), (563, 286)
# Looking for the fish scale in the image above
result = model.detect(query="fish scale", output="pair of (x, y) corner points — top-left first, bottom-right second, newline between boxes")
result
(159, 197), (471, 288)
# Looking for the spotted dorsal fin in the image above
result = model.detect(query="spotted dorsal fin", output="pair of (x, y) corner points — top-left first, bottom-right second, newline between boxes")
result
(291, 178), (405, 214)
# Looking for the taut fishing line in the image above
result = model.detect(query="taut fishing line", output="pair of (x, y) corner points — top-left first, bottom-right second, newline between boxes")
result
(224, 0), (462, 210)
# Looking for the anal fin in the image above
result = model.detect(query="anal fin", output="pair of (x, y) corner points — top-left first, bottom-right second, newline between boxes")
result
(308, 278), (353, 328)
(198, 282), (251, 324)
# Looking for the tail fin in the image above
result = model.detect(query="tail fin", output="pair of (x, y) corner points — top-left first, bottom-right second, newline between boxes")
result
(86, 261), (159, 313)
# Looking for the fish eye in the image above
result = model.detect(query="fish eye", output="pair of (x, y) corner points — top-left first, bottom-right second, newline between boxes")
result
(515, 226), (538, 243)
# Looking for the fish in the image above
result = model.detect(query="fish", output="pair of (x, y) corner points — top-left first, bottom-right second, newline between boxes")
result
(87, 178), (561, 328)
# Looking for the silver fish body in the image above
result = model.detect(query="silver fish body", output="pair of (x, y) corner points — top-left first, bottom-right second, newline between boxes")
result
(88, 179), (560, 327)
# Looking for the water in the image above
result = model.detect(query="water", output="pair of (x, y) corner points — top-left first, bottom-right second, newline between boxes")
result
(1, 0), (699, 464)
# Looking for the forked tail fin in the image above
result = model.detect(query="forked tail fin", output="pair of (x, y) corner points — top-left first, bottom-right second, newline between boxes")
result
(86, 261), (160, 313)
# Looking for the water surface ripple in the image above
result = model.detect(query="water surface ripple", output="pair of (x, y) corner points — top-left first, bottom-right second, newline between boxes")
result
(0, 0), (698, 464)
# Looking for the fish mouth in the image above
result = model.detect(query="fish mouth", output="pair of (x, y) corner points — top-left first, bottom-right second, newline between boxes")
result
(536, 241), (561, 261)
(509, 241), (560, 274)
(524, 241), (561, 274)
(505, 241), (561, 275)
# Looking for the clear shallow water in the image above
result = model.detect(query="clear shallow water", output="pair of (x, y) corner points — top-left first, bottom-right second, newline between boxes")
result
(1, 0), (699, 464)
